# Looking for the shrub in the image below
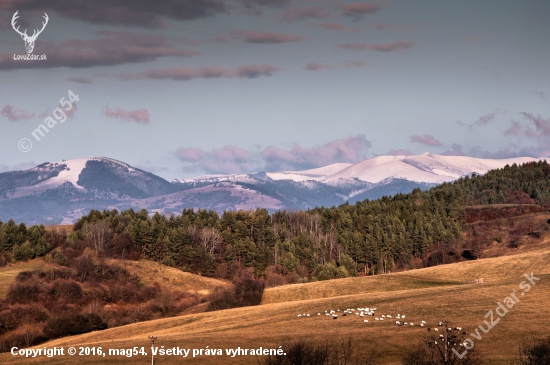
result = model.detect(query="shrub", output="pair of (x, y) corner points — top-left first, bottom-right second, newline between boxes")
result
(259, 338), (379, 365)
(515, 335), (550, 365)
(42, 314), (107, 339)
(6, 281), (42, 304)
(402, 327), (483, 365)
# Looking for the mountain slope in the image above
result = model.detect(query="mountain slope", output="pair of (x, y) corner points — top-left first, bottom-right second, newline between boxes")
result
(0, 154), (547, 225)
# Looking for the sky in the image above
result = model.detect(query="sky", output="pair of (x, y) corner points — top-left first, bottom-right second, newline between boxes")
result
(0, 0), (549, 180)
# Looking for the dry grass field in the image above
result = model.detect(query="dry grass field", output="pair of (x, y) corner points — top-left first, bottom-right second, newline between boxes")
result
(1, 241), (549, 365)
(115, 259), (231, 295)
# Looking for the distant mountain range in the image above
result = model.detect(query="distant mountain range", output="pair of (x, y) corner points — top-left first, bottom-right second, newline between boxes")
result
(0, 154), (546, 225)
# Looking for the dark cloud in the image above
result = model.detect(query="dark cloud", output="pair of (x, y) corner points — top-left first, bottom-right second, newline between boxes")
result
(336, 41), (414, 52)
(117, 64), (281, 81)
(175, 136), (371, 174)
(278, 7), (331, 22)
(102, 105), (150, 124)
(410, 134), (443, 147)
(0, 0), (226, 28)
(0, 31), (199, 70)
(240, 0), (291, 8)
(311, 22), (357, 31)
(232, 30), (307, 44)
(342, 3), (381, 21)
(66, 77), (93, 85)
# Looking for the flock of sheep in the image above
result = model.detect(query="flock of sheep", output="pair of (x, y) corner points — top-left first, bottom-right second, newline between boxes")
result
(296, 308), (462, 331)
(296, 307), (422, 325)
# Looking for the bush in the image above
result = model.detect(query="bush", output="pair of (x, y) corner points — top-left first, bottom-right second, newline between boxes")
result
(259, 338), (379, 365)
(402, 327), (483, 365)
(42, 314), (107, 339)
(0, 324), (48, 352)
(515, 335), (550, 365)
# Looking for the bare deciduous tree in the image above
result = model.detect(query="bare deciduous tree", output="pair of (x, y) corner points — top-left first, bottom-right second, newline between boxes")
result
(83, 220), (112, 252)
(201, 227), (222, 256)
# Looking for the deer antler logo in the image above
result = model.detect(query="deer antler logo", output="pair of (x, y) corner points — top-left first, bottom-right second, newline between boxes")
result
(11, 11), (49, 54)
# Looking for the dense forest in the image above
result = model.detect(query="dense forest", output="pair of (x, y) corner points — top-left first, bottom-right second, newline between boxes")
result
(0, 161), (548, 350)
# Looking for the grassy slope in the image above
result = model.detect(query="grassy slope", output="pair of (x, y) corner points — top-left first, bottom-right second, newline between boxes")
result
(2, 242), (549, 364)
(114, 259), (231, 295)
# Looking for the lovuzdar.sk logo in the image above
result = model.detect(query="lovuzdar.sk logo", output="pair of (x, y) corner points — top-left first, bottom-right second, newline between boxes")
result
(11, 10), (48, 61)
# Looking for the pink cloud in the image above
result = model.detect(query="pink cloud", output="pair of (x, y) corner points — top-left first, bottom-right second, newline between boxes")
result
(232, 30), (307, 44)
(410, 134), (443, 147)
(278, 7), (331, 22)
(66, 77), (93, 84)
(304, 62), (333, 71)
(521, 112), (550, 137)
(175, 136), (371, 173)
(337, 41), (415, 52)
(102, 105), (150, 124)
(261, 135), (371, 171)
(311, 22), (357, 31)
(386, 149), (412, 156)
(1, 105), (35, 121)
(342, 3), (381, 20)
(469, 111), (498, 130)
(118, 64), (281, 81)
(66, 103), (78, 119)
(503, 120), (537, 137)
(176, 147), (206, 163)
(176, 145), (254, 174)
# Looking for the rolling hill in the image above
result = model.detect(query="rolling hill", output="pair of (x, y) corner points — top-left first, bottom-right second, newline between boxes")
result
(2, 241), (548, 364)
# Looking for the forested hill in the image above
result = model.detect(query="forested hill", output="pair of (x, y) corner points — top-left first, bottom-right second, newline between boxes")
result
(0, 161), (549, 282)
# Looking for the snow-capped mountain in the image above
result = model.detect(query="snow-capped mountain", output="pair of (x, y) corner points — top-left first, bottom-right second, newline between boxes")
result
(0, 154), (547, 225)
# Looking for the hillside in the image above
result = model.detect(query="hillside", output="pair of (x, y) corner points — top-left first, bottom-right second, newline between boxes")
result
(116, 259), (230, 295)
(263, 239), (550, 304)
(2, 244), (548, 364)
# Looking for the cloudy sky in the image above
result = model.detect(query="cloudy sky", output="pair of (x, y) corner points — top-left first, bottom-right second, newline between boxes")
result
(1, 0), (549, 179)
